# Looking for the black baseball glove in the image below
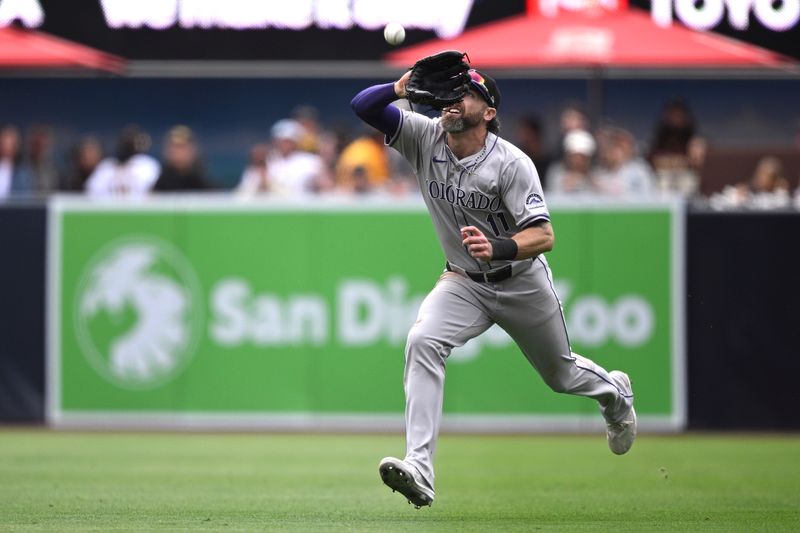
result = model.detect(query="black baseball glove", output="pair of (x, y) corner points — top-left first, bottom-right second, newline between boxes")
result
(405, 50), (471, 109)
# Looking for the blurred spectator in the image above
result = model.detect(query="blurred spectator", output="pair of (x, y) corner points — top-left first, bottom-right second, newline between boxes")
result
(291, 105), (323, 154)
(546, 130), (596, 194)
(153, 126), (214, 191)
(335, 128), (390, 193)
(750, 156), (790, 195)
(266, 118), (332, 196)
(345, 166), (372, 196)
(591, 126), (655, 197)
(60, 136), (103, 191)
(85, 125), (160, 198)
(0, 124), (32, 198)
(236, 142), (271, 195)
(795, 182), (800, 209)
(648, 98), (707, 196)
(515, 115), (552, 188)
(292, 105), (342, 177)
(710, 155), (791, 210)
(560, 103), (589, 135)
(27, 124), (58, 194)
(552, 102), (590, 159)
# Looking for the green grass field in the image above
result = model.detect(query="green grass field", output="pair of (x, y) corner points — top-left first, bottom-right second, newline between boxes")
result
(1, 431), (798, 532)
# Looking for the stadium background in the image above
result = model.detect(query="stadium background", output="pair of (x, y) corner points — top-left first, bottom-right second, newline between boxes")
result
(1, 0), (799, 428)
(1, 2), (799, 530)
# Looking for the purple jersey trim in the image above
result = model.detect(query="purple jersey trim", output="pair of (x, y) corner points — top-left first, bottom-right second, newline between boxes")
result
(482, 133), (499, 163)
(519, 214), (551, 229)
(386, 111), (405, 147)
(350, 83), (402, 138)
(539, 253), (634, 400)
(537, 255), (572, 352)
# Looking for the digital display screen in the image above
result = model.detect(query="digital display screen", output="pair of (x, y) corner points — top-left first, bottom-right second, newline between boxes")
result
(0, 0), (797, 61)
(630, 0), (800, 60)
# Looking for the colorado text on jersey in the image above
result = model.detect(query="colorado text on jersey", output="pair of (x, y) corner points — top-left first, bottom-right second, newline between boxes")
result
(426, 180), (502, 212)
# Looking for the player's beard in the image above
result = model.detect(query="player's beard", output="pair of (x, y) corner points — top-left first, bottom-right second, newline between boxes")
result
(441, 108), (483, 133)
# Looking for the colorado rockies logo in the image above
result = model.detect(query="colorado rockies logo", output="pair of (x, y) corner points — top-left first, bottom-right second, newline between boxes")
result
(426, 180), (502, 211)
(526, 193), (544, 207)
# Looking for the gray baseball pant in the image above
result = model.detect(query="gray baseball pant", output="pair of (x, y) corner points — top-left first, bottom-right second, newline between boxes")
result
(402, 259), (633, 490)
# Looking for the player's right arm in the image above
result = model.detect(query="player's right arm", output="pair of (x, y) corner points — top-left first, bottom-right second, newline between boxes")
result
(350, 71), (411, 137)
(351, 71), (436, 174)
(393, 70), (411, 98)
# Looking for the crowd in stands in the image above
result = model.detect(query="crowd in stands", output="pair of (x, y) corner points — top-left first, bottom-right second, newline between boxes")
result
(1, 98), (798, 210)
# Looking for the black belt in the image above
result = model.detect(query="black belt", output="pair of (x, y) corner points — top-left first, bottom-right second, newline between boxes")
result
(446, 261), (513, 283)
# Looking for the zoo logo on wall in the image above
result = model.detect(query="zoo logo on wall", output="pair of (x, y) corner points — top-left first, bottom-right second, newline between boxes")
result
(73, 235), (204, 390)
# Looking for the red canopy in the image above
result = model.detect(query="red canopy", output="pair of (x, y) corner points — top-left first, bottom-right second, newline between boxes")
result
(386, 8), (795, 70)
(0, 25), (124, 73)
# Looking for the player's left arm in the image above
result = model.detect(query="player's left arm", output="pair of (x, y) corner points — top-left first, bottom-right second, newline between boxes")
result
(461, 221), (553, 262)
(462, 155), (553, 262)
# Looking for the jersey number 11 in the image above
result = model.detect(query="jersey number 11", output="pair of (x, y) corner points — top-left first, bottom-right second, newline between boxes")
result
(486, 212), (510, 236)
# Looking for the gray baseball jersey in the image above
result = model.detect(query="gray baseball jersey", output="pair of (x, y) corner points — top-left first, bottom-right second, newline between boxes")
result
(386, 108), (634, 492)
(389, 110), (549, 273)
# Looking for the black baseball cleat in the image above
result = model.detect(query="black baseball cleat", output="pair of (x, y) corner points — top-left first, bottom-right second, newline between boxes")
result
(379, 457), (435, 509)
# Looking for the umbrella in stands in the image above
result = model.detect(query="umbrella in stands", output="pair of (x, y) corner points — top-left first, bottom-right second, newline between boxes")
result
(0, 25), (124, 73)
(385, 6), (795, 70)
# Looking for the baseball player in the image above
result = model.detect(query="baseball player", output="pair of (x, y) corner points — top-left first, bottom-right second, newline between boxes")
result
(350, 52), (636, 509)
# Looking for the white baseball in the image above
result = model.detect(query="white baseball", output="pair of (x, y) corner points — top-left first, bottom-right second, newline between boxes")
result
(384, 22), (405, 46)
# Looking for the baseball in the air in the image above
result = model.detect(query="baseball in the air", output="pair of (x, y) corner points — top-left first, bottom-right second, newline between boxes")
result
(383, 22), (405, 46)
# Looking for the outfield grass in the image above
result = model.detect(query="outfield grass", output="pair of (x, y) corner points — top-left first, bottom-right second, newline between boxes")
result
(1, 430), (798, 532)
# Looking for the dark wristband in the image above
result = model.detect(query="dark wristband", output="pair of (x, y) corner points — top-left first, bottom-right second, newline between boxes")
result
(491, 238), (518, 261)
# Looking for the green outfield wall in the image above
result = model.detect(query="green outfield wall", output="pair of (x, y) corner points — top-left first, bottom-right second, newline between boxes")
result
(48, 197), (684, 431)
